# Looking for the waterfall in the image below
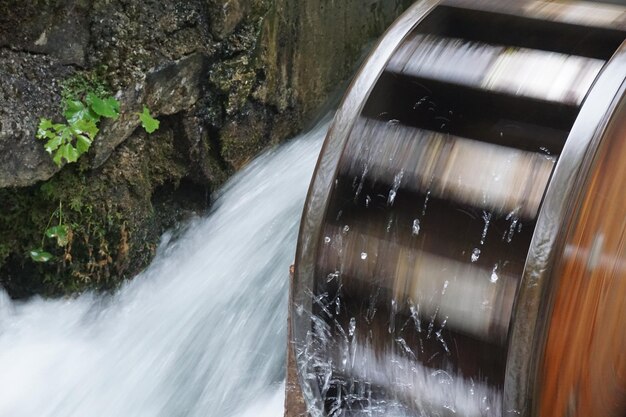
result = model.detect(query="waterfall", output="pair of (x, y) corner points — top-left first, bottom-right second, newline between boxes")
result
(0, 120), (328, 417)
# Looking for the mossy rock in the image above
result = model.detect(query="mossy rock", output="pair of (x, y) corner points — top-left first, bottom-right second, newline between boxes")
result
(0, 117), (224, 298)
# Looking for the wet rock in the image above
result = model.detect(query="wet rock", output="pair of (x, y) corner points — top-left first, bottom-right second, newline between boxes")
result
(182, 109), (229, 187)
(0, 50), (71, 187)
(209, 55), (258, 116)
(0, 0), (90, 66)
(208, 0), (251, 40)
(0, 0), (412, 188)
(89, 0), (214, 90)
(92, 53), (207, 167)
(220, 103), (273, 169)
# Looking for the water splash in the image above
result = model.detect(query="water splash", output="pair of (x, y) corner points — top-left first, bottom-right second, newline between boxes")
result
(471, 248), (481, 263)
(0, 120), (329, 417)
(411, 219), (421, 236)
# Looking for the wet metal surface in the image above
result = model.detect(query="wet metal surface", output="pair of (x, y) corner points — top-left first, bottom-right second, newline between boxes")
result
(292, 1), (626, 416)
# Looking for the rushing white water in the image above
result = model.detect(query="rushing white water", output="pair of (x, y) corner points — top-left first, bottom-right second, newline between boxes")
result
(0, 120), (328, 417)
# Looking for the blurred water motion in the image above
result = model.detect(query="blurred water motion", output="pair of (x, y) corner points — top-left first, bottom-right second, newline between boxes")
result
(0, 121), (328, 417)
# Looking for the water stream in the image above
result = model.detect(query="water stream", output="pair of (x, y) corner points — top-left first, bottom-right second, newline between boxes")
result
(0, 120), (328, 417)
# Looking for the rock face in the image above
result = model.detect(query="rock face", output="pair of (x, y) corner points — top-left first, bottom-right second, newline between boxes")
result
(0, 0), (412, 297)
(0, 50), (71, 187)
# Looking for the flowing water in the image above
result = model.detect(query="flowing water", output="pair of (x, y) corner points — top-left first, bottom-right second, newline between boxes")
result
(0, 120), (328, 417)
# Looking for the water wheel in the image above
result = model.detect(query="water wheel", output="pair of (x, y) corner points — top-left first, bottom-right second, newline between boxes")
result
(291, 1), (626, 416)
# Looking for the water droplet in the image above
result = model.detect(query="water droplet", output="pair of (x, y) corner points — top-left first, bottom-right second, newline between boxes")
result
(349, 317), (356, 337)
(343, 225), (350, 234)
(324, 236), (331, 244)
(471, 248), (481, 262)
(480, 211), (492, 245)
(422, 190), (431, 216)
(326, 271), (340, 282)
(361, 252), (368, 260)
(503, 214), (520, 243)
(412, 219), (421, 236)
(490, 265), (499, 283)
(388, 170), (404, 206)
(410, 304), (422, 333)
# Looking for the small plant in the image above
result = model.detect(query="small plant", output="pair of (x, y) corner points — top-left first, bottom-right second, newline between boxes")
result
(138, 106), (160, 133)
(37, 93), (120, 166)
(31, 75), (160, 264)
(36, 94), (160, 167)
(30, 201), (70, 263)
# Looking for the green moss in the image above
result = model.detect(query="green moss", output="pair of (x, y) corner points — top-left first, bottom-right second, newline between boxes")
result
(0, 169), (128, 297)
(209, 55), (258, 116)
(0, 117), (213, 299)
(61, 69), (112, 103)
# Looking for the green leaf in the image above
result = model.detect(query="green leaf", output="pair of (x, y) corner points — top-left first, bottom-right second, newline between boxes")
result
(46, 225), (70, 247)
(75, 134), (92, 154)
(47, 126), (72, 166)
(67, 145), (80, 163)
(72, 118), (99, 140)
(37, 118), (53, 135)
(44, 129), (57, 140)
(60, 143), (80, 164)
(39, 118), (53, 130)
(44, 135), (63, 154)
(87, 93), (119, 119)
(64, 99), (94, 124)
(60, 125), (72, 143)
(52, 124), (66, 135)
(37, 118), (53, 140)
(107, 97), (120, 113)
(52, 149), (64, 166)
(139, 106), (160, 134)
(45, 225), (66, 239)
(30, 249), (53, 263)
